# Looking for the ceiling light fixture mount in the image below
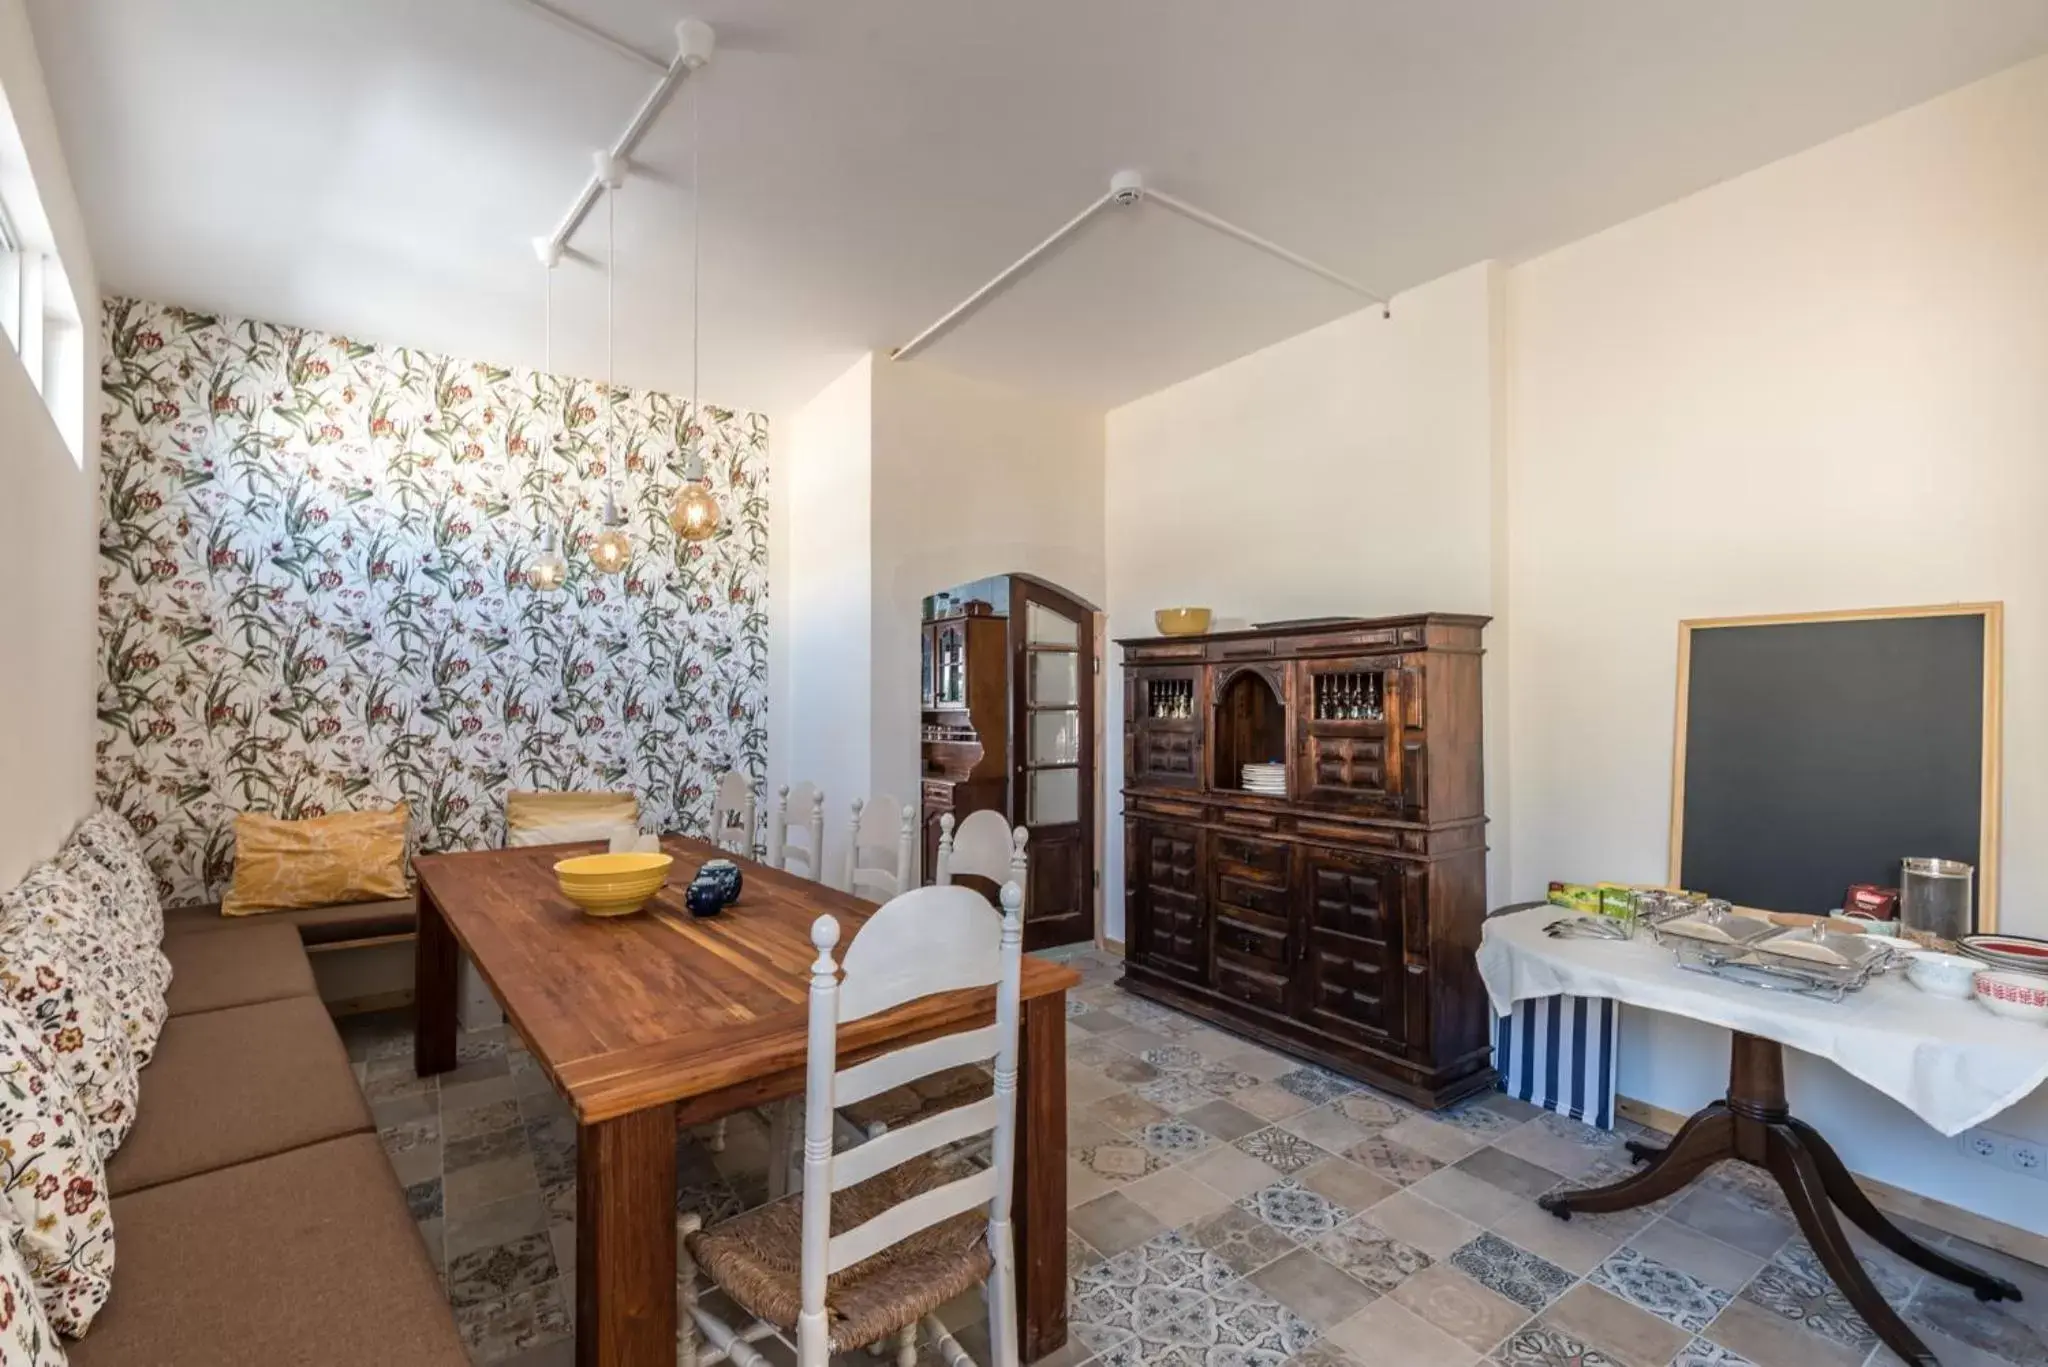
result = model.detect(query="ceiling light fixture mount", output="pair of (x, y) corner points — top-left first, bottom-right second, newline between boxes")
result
(892, 168), (1391, 363)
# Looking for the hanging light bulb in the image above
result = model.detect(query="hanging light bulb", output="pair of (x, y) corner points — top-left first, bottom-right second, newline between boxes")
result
(669, 449), (721, 541)
(526, 523), (568, 592)
(667, 68), (723, 543)
(592, 487), (632, 575)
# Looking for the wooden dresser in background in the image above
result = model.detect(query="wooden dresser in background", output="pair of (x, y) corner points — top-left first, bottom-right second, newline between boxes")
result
(1119, 614), (1493, 1109)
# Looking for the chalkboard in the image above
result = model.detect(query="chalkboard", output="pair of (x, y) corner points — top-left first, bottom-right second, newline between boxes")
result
(1670, 605), (2001, 928)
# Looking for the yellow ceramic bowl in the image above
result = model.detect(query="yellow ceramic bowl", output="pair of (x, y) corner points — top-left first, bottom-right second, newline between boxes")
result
(1155, 607), (1213, 637)
(554, 852), (673, 918)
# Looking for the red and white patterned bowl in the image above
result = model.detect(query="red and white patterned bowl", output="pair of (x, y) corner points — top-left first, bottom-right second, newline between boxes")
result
(1974, 970), (2048, 1024)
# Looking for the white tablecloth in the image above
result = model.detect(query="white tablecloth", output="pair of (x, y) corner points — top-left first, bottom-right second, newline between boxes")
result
(1477, 907), (2048, 1137)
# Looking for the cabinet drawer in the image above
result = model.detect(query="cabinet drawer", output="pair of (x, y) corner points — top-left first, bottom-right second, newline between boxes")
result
(1215, 872), (1289, 921)
(1208, 638), (1275, 661)
(1126, 641), (1205, 662)
(1297, 819), (1401, 850)
(1214, 958), (1290, 1013)
(1214, 914), (1288, 968)
(1280, 628), (1400, 656)
(1220, 807), (1280, 832)
(1214, 834), (1289, 882)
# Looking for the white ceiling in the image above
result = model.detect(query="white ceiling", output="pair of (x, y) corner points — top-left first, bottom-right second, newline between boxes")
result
(27, 1), (2048, 415)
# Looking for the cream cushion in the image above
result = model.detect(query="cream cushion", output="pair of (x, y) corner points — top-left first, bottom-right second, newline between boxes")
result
(0, 1231), (64, 1366)
(1, 864), (167, 1066)
(505, 790), (640, 843)
(0, 994), (116, 1336)
(0, 915), (140, 1159)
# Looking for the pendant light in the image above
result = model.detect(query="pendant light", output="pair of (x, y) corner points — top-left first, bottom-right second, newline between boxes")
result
(525, 238), (568, 592)
(525, 522), (568, 592)
(590, 155), (633, 575)
(668, 71), (722, 542)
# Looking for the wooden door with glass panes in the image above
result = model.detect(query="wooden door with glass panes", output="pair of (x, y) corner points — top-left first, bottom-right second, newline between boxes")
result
(1295, 655), (1405, 812)
(1010, 576), (1096, 950)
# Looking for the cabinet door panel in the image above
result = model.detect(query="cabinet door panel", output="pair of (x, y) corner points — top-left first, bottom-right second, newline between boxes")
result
(1129, 667), (1205, 789)
(1129, 819), (1208, 983)
(1297, 845), (1406, 1044)
(1294, 656), (1406, 811)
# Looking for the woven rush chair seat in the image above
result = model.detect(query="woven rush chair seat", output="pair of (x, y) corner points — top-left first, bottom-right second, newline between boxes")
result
(687, 1154), (993, 1352)
(839, 1064), (992, 1134)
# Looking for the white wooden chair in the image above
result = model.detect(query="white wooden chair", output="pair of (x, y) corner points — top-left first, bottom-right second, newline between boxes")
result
(842, 796), (917, 902)
(680, 882), (1023, 1367)
(934, 810), (1028, 906)
(768, 782), (829, 882)
(713, 771), (757, 856)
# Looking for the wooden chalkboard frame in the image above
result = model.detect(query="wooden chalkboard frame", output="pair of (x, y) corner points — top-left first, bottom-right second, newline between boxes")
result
(1667, 602), (2004, 931)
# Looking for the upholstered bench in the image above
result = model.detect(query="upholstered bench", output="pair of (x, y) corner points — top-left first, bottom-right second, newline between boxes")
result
(70, 1136), (464, 1367)
(68, 898), (466, 1365)
(163, 895), (418, 948)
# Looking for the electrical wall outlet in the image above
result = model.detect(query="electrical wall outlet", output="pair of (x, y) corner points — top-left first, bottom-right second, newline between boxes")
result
(1961, 1131), (2004, 1164)
(1957, 1127), (2048, 1181)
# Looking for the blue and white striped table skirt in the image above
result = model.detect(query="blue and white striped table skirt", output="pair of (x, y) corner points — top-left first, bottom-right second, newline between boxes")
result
(1493, 995), (1619, 1130)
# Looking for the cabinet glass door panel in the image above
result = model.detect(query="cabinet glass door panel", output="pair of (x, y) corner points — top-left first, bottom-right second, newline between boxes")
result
(1029, 709), (1081, 765)
(1028, 767), (1079, 824)
(1029, 651), (1079, 707)
(1026, 601), (1079, 647)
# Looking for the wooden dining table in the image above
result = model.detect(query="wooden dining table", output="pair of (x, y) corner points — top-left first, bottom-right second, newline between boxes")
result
(412, 835), (1079, 1367)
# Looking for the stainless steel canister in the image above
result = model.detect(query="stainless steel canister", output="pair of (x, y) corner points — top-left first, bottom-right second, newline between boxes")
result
(1899, 858), (1974, 943)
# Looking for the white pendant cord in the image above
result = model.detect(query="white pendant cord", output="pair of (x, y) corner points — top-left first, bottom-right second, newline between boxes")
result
(688, 75), (703, 480)
(606, 184), (619, 513)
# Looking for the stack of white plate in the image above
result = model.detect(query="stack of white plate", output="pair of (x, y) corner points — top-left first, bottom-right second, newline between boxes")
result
(1240, 763), (1286, 795)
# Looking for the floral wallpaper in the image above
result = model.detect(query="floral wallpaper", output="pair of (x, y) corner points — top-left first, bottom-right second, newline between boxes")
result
(96, 298), (769, 905)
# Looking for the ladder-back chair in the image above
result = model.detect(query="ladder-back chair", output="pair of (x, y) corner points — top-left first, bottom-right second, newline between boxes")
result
(842, 796), (916, 902)
(712, 771), (757, 857)
(679, 882), (1024, 1367)
(768, 782), (829, 883)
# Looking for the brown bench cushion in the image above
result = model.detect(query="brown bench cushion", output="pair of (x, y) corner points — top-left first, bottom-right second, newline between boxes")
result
(71, 1134), (466, 1367)
(162, 921), (317, 1016)
(163, 896), (417, 946)
(107, 996), (372, 1195)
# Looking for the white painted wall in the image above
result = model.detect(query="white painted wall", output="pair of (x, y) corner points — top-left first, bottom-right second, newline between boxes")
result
(869, 360), (1106, 848)
(1506, 53), (2048, 1229)
(1102, 263), (1507, 940)
(776, 354), (876, 827)
(0, 0), (100, 885)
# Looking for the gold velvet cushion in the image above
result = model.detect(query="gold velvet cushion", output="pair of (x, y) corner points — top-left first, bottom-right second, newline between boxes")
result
(504, 791), (639, 846)
(221, 806), (411, 918)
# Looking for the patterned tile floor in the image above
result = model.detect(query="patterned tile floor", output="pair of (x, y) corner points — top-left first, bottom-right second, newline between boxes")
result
(340, 945), (2048, 1367)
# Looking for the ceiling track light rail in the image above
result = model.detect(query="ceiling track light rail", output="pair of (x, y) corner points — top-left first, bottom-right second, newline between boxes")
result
(891, 169), (1390, 363)
(530, 15), (716, 261)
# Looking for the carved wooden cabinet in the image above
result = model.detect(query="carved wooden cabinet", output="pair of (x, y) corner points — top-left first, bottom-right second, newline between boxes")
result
(1119, 615), (1492, 1109)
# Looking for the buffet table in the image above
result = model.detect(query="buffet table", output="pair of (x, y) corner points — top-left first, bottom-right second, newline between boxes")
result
(1478, 907), (2036, 1367)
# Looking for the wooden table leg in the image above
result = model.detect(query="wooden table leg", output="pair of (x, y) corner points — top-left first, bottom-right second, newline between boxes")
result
(1543, 1032), (2021, 1367)
(1014, 990), (1069, 1362)
(577, 1105), (679, 1367)
(414, 883), (460, 1076)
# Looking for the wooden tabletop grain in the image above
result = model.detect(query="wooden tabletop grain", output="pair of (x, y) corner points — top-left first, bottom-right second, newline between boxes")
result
(414, 835), (1080, 1124)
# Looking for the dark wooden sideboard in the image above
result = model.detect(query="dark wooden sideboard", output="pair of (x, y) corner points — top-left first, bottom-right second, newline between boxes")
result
(1119, 613), (1493, 1109)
